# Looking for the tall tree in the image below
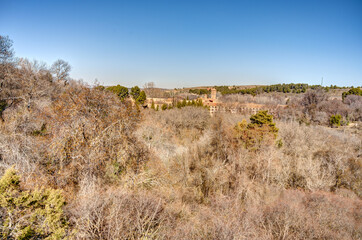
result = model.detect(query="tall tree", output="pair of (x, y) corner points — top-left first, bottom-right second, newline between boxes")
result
(0, 35), (14, 64)
(131, 86), (141, 101)
(106, 85), (129, 101)
(51, 59), (71, 84)
(137, 90), (147, 104)
(0, 36), (15, 86)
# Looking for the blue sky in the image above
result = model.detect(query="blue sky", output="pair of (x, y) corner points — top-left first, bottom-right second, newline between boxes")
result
(1, 0), (361, 88)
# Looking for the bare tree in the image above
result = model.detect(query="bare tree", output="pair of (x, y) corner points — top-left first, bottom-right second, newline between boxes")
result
(143, 82), (167, 98)
(143, 82), (155, 89)
(301, 89), (326, 108)
(301, 89), (327, 116)
(143, 82), (156, 97)
(0, 36), (15, 91)
(0, 35), (14, 64)
(51, 59), (71, 84)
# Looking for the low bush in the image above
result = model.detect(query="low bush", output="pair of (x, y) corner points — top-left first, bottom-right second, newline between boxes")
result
(0, 167), (70, 239)
(330, 114), (342, 127)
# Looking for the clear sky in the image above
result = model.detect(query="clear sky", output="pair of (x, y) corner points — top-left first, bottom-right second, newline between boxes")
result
(1, 0), (361, 88)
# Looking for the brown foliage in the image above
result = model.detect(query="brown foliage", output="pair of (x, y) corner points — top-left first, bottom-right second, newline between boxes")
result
(41, 83), (147, 190)
(72, 188), (167, 239)
(1, 38), (361, 239)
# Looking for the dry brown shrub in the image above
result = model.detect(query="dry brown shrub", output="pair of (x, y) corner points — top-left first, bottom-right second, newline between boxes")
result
(0, 78), (149, 193)
(2, 41), (362, 239)
(344, 95), (362, 121)
(318, 98), (350, 117)
(278, 121), (361, 194)
(41, 83), (147, 190)
(256, 190), (362, 240)
(151, 106), (210, 133)
(72, 187), (168, 240)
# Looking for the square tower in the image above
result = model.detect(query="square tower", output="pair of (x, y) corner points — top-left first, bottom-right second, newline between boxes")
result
(211, 88), (217, 99)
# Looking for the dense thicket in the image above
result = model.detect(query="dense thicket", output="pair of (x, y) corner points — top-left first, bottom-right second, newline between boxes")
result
(0, 36), (361, 239)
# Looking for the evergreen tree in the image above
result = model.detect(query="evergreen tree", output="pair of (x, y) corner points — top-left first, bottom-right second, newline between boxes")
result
(136, 90), (147, 104)
(106, 85), (129, 101)
(329, 114), (342, 127)
(248, 110), (278, 135)
(161, 103), (168, 111)
(131, 86), (141, 101)
(181, 99), (187, 107)
(342, 87), (362, 101)
(235, 110), (279, 150)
